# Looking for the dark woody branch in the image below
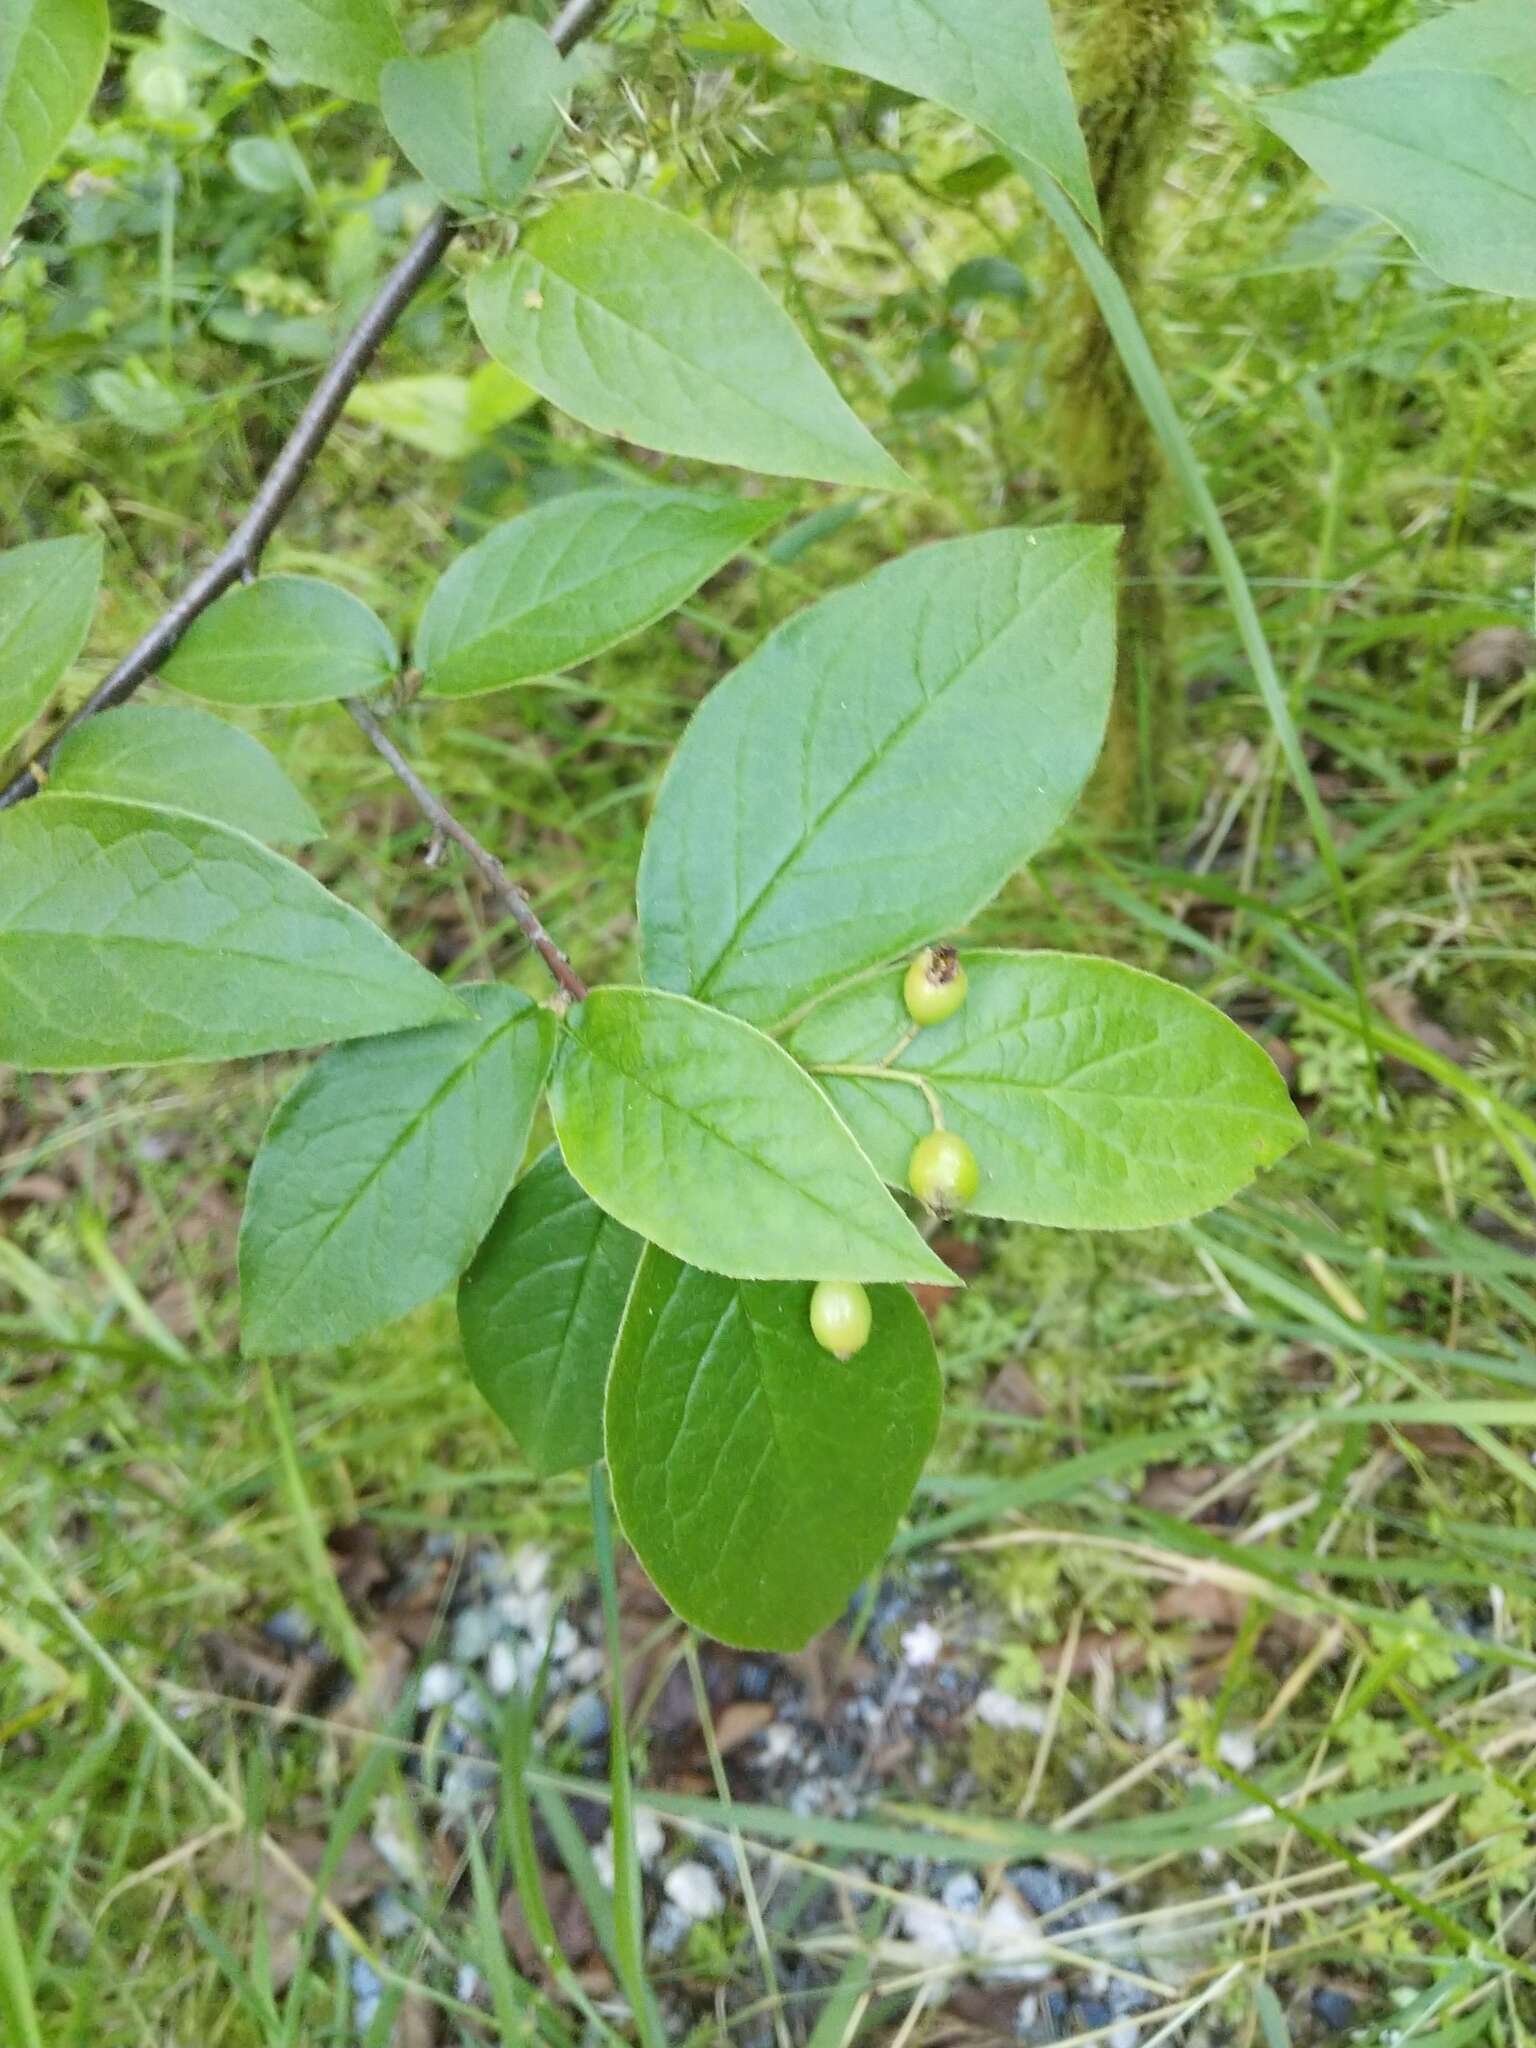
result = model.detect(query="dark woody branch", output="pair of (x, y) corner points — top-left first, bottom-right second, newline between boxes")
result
(0, 0), (612, 996)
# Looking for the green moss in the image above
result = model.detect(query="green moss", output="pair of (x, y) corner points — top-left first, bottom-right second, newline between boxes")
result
(1048, 0), (1213, 823)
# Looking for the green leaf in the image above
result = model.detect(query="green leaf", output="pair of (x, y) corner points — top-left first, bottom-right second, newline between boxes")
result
(228, 135), (304, 194)
(146, 0), (403, 102)
(345, 365), (536, 460)
(605, 1248), (941, 1649)
(467, 192), (909, 491)
(380, 17), (570, 216)
(0, 0), (109, 244)
(1372, 0), (1536, 93)
(89, 362), (187, 436)
(239, 986), (553, 1354)
(638, 526), (1117, 1030)
(416, 486), (790, 698)
(0, 535), (102, 755)
(457, 1147), (643, 1476)
(0, 795), (462, 1070)
(1259, 70), (1536, 300)
(159, 575), (397, 706)
(788, 950), (1306, 1228)
(739, 0), (1097, 229)
(48, 704), (322, 846)
(548, 987), (950, 1285)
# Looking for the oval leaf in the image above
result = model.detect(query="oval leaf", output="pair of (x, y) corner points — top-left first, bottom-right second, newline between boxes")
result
(606, 1247), (941, 1649)
(789, 950), (1306, 1228)
(417, 486), (790, 698)
(740, 0), (1097, 229)
(0, 534), (102, 755)
(240, 986), (554, 1355)
(381, 17), (569, 215)
(148, 0), (403, 102)
(1259, 70), (1536, 300)
(1373, 0), (1536, 92)
(0, 795), (461, 1070)
(160, 574), (398, 706)
(49, 704), (322, 845)
(467, 192), (909, 491)
(458, 1147), (643, 1476)
(0, 0), (109, 243)
(345, 366), (536, 459)
(549, 986), (950, 1285)
(638, 526), (1117, 1029)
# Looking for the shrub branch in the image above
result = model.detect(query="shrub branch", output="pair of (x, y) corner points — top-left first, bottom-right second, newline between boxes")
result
(346, 696), (589, 1003)
(0, 0), (610, 815)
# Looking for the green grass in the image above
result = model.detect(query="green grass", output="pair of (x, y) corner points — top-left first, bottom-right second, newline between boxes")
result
(4, 1), (1536, 2041)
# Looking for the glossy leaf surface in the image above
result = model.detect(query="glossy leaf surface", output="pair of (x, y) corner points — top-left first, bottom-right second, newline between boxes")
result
(241, 986), (553, 1353)
(417, 486), (788, 697)
(160, 574), (397, 707)
(0, 534), (101, 755)
(740, 0), (1097, 226)
(789, 950), (1306, 1227)
(1260, 69), (1536, 299)
(606, 1248), (941, 1649)
(381, 18), (569, 214)
(458, 1147), (642, 1475)
(49, 704), (322, 845)
(0, 796), (460, 1069)
(148, 0), (403, 102)
(468, 193), (908, 489)
(549, 987), (950, 1284)
(0, 0), (109, 243)
(639, 527), (1117, 1028)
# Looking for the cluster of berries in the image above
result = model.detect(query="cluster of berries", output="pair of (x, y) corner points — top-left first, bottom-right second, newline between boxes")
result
(810, 946), (980, 1361)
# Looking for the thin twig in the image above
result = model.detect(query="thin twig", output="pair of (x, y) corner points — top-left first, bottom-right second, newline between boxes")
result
(0, 208), (453, 810)
(346, 698), (588, 1003)
(0, 0), (610, 812)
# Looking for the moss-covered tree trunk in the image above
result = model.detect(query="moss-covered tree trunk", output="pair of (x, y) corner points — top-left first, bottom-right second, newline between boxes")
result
(1048, 0), (1211, 825)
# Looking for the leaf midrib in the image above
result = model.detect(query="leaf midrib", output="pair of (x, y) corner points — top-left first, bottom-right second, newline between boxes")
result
(571, 1006), (915, 1261)
(691, 542), (1097, 1005)
(253, 1005), (538, 1313)
(514, 226), (878, 464)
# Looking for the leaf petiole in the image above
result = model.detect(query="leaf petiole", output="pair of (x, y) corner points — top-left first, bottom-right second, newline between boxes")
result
(812, 1061), (944, 1130)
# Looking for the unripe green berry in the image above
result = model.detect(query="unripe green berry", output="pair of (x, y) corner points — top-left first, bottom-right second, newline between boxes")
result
(809, 1279), (873, 1360)
(908, 1129), (979, 1216)
(903, 945), (967, 1028)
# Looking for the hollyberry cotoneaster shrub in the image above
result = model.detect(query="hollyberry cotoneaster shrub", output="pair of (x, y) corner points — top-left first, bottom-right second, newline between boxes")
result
(7, 0), (1525, 1651)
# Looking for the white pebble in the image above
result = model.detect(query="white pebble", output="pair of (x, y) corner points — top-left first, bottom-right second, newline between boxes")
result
(899, 1896), (968, 1960)
(646, 1899), (692, 1957)
(598, 1806), (665, 1884)
(901, 1620), (944, 1667)
(759, 1723), (799, 1766)
(488, 1638), (540, 1697)
(452, 1607), (500, 1662)
(417, 1661), (465, 1710)
(373, 1890), (416, 1940)
(497, 1587), (555, 1641)
(1217, 1727), (1257, 1771)
(449, 1688), (489, 1731)
(512, 1544), (549, 1593)
(441, 1760), (496, 1817)
(974, 1688), (1045, 1733)
(565, 1645), (605, 1686)
(663, 1860), (725, 1922)
(975, 1896), (1051, 1983)
(550, 1619), (580, 1662)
